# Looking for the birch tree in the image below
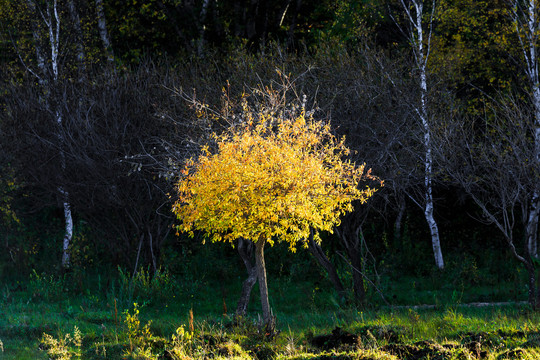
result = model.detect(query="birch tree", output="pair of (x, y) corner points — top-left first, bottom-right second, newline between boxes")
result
(94, 0), (114, 63)
(396, 0), (444, 269)
(512, 0), (540, 259)
(1, 0), (106, 269)
(22, 0), (74, 269)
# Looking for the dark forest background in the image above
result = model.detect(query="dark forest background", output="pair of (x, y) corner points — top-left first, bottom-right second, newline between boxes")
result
(0, 0), (536, 310)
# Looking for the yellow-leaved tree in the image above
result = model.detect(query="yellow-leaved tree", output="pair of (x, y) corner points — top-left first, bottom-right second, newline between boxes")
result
(173, 88), (380, 330)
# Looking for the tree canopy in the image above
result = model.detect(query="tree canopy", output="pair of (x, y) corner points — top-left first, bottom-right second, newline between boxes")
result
(173, 95), (380, 250)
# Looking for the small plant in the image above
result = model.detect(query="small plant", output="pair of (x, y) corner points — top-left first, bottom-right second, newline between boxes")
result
(123, 303), (158, 359)
(166, 325), (193, 360)
(40, 326), (82, 360)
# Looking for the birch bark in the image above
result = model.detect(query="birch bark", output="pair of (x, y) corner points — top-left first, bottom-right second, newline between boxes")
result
(95, 0), (114, 63)
(26, 0), (74, 269)
(399, 0), (444, 269)
(515, 0), (540, 259)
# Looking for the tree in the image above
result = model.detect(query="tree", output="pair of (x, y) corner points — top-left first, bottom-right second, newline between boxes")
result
(394, 0), (445, 269)
(435, 93), (540, 308)
(173, 87), (380, 329)
(511, 0), (540, 259)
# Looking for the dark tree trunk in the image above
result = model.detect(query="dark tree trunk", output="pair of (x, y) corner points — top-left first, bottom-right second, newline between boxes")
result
(287, 0), (301, 49)
(394, 198), (406, 250)
(339, 210), (367, 304)
(526, 262), (537, 309)
(307, 231), (347, 301)
(236, 238), (257, 316)
(348, 246), (366, 304)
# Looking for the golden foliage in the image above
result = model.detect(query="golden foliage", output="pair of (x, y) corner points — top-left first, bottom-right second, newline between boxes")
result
(173, 94), (381, 250)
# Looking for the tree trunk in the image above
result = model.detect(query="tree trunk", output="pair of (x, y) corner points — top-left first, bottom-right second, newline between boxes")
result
(95, 0), (114, 63)
(236, 238), (257, 316)
(527, 195), (540, 258)
(307, 232), (347, 301)
(394, 199), (406, 250)
(337, 213), (368, 304)
(61, 190), (73, 269)
(236, 266), (257, 316)
(526, 71), (540, 260)
(197, 0), (211, 57)
(525, 260), (538, 309)
(515, 0), (540, 260)
(254, 238), (271, 325)
(403, 0), (444, 269)
(287, 0), (301, 48)
(28, 0), (75, 270)
(67, 0), (85, 74)
(348, 246), (366, 304)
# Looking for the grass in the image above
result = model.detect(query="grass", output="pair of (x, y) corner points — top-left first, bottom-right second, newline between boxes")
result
(0, 266), (539, 360)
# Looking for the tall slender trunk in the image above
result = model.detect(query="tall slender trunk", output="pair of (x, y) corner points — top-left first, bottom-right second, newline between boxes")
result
(27, 0), (74, 269)
(67, 0), (85, 75)
(527, 194), (540, 258)
(287, 0), (301, 48)
(61, 189), (73, 268)
(394, 198), (406, 249)
(197, 0), (210, 57)
(95, 0), (114, 63)
(49, 1), (74, 269)
(254, 238), (271, 325)
(418, 3), (443, 270)
(516, 0), (540, 259)
(401, 0), (444, 269)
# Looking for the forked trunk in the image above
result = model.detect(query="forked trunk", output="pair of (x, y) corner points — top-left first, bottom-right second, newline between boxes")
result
(236, 238), (257, 316)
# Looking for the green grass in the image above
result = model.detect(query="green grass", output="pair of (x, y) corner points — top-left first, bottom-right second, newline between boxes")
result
(1, 267), (539, 360)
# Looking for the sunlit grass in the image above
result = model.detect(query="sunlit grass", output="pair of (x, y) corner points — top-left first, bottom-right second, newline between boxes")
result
(0, 266), (537, 359)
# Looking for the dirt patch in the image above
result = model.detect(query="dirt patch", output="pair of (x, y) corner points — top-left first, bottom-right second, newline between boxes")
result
(380, 340), (451, 360)
(310, 327), (361, 351)
(459, 331), (505, 348)
(356, 325), (404, 343)
(496, 348), (525, 359)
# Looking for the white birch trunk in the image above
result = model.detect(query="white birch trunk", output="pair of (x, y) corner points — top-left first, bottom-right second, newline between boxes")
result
(27, 0), (74, 268)
(60, 187), (73, 268)
(95, 0), (114, 63)
(49, 1), (74, 269)
(401, 0), (444, 269)
(515, 0), (540, 259)
(528, 0), (540, 259)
